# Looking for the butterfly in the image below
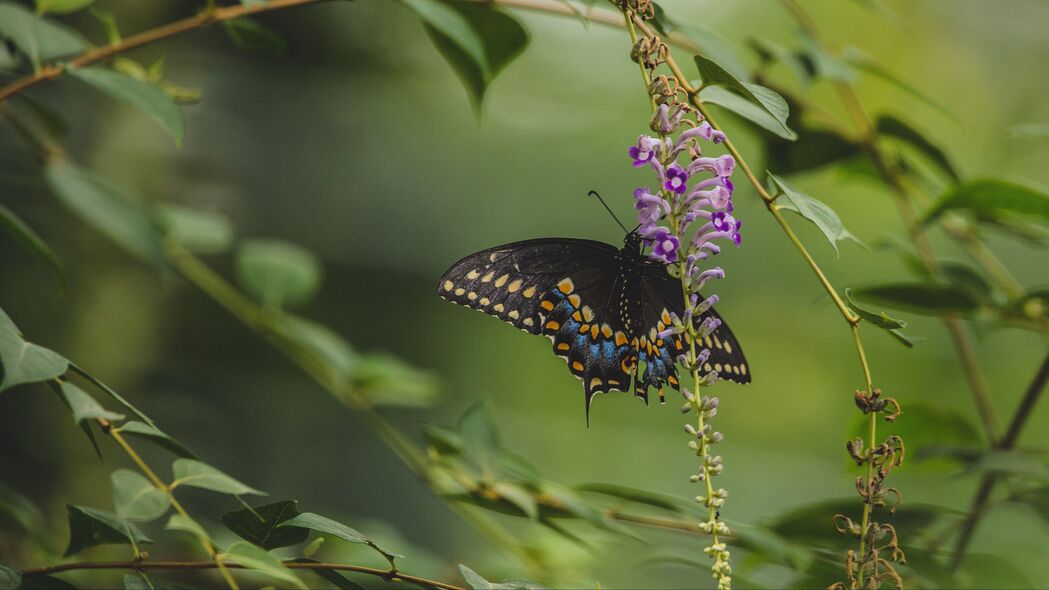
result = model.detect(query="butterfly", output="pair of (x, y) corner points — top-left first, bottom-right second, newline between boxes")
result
(437, 232), (750, 418)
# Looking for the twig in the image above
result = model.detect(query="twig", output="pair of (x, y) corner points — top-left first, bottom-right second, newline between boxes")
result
(950, 348), (1049, 566)
(19, 559), (465, 590)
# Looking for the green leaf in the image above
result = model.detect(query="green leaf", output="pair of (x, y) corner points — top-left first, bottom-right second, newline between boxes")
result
(70, 66), (184, 146)
(286, 559), (364, 590)
(857, 403), (982, 467)
(876, 114), (960, 182)
(235, 239), (322, 309)
(749, 38), (810, 85)
(222, 18), (285, 53)
(695, 54), (794, 139)
(221, 500), (308, 550)
(35, 0), (93, 15)
(575, 483), (692, 515)
(730, 524), (813, 572)
(170, 459), (264, 496)
(852, 282), (981, 316)
(165, 514), (212, 543)
(64, 505), (152, 557)
(115, 421), (196, 458)
(274, 315), (357, 385)
(122, 574), (149, 590)
(0, 307), (68, 392)
(351, 353), (438, 407)
(0, 203), (63, 288)
(458, 565), (542, 590)
(70, 364), (156, 428)
(924, 179), (1049, 226)
(0, 2), (87, 62)
(538, 482), (639, 541)
(764, 126), (863, 175)
(157, 204), (233, 254)
(279, 512), (403, 561)
(0, 484), (46, 535)
(768, 172), (864, 254)
(222, 541), (307, 589)
(111, 469), (170, 522)
(55, 381), (125, 424)
(44, 161), (164, 267)
(700, 84), (796, 140)
(422, 3), (528, 111)
(844, 288), (917, 348)
(459, 402), (500, 477)
(400, 0), (486, 76)
(491, 482), (538, 519)
(967, 450), (1049, 481)
(941, 262), (994, 302)
(0, 565), (21, 590)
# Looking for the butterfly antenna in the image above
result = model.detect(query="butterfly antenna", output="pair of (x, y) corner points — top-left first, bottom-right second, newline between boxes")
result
(588, 190), (629, 234)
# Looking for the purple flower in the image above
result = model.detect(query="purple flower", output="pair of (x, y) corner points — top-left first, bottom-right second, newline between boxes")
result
(628, 135), (661, 167)
(646, 226), (681, 263)
(664, 163), (689, 194)
(634, 187), (667, 224)
(711, 212), (736, 232)
(696, 122), (727, 144)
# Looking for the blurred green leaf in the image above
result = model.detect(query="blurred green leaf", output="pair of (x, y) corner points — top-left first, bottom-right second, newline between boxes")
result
(55, 381), (124, 424)
(35, 0), (93, 14)
(221, 500), (307, 550)
(701, 84), (796, 140)
(848, 56), (953, 121)
(0, 2), (86, 62)
(769, 499), (946, 548)
(768, 172), (864, 254)
(352, 353), (438, 407)
(222, 541), (307, 590)
(749, 38), (810, 84)
(157, 204), (233, 254)
(876, 114), (959, 182)
(111, 469), (170, 522)
(458, 564), (542, 590)
(730, 524), (814, 572)
(70, 364), (156, 427)
(0, 306), (68, 392)
(0, 484), (46, 535)
(280, 512), (403, 562)
(941, 262), (994, 302)
(236, 239), (322, 309)
(764, 126), (862, 175)
(165, 514), (212, 543)
(797, 33), (858, 82)
(275, 315), (357, 385)
(287, 559), (364, 590)
(967, 450), (1049, 480)
(459, 402), (500, 478)
(45, 161), (165, 267)
(924, 179), (1049, 226)
(64, 505), (152, 557)
(170, 458), (265, 496)
(90, 7), (120, 44)
(45, 380), (102, 459)
(423, 3), (528, 112)
(400, 0), (486, 75)
(0, 565), (20, 590)
(122, 574), (149, 590)
(852, 282), (981, 316)
(70, 66), (184, 146)
(857, 403), (982, 468)
(539, 481), (640, 541)
(650, 5), (747, 81)
(0, 203), (63, 288)
(491, 482), (538, 519)
(423, 424), (465, 455)
(1010, 123), (1049, 139)
(695, 54), (794, 139)
(222, 17), (285, 53)
(575, 483), (692, 515)
(116, 420), (197, 458)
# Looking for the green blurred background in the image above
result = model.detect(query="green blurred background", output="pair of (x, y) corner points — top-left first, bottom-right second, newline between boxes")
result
(2, 0), (1048, 587)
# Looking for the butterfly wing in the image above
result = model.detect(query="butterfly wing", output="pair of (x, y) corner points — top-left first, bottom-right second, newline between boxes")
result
(438, 238), (637, 415)
(639, 264), (751, 388)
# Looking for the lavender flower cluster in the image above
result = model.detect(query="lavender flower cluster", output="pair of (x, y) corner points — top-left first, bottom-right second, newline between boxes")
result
(627, 104), (742, 379)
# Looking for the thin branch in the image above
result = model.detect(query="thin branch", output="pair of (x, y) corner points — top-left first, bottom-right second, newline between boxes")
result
(0, 0), (327, 103)
(19, 560), (465, 590)
(950, 347), (1049, 566)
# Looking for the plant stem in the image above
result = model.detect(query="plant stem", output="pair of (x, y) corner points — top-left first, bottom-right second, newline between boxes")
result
(850, 325), (877, 565)
(19, 560), (464, 590)
(97, 418), (240, 590)
(950, 347), (1049, 566)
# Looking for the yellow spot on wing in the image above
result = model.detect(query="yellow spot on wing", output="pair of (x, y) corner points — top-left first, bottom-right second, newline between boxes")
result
(479, 297), (490, 306)
(522, 286), (536, 298)
(661, 309), (672, 324)
(740, 364), (748, 375)
(724, 341), (733, 354)
(467, 292), (478, 300)
(508, 279), (522, 292)
(589, 377), (602, 389)
(466, 269), (480, 280)
(454, 288), (465, 296)
(482, 271), (494, 282)
(714, 363), (723, 373)
(668, 375), (678, 385)
(495, 274), (509, 287)
(615, 332), (628, 346)
(568, 294), (581, 307)
(601, 324), (613, 338)
(493, 304), (505, 313)
(443, 280), (454, 292)
(522, 318), (535, 327)
(590, 325), (599, 340)
(509, 310), (520, 319)
(582, 306), (595, 322)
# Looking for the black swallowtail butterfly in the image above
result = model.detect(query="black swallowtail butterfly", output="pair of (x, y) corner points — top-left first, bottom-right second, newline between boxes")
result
(438, 232), (750, 417)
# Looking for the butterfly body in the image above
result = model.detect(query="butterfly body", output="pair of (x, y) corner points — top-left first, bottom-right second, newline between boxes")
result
(438, 233), (749, 416)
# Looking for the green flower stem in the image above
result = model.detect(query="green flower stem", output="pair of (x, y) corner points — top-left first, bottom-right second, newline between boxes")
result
(19, 559), (465, 590)
(97, 416), (240, 590)
(851, 325), (877, 564)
